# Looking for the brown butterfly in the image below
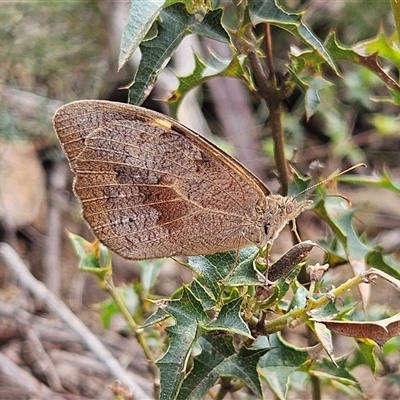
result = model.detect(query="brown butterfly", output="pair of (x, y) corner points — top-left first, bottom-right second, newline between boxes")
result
(53, 100), (311, 260)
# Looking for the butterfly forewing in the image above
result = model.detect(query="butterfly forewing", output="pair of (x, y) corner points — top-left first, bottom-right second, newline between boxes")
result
(53, 100), (271, 259)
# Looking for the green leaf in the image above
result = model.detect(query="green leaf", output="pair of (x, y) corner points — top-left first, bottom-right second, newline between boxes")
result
(99, 286), (140, 329)
(288, 50), (334, 119)
(288, 281), (308, 310)
(309, 357), (362, 394)
(338, 169), (400, 195)
(156, 286), (208, 400)
(168, 52), (251, 115)
(137, 259), (164, 294)
(189, 7), (229, 42)
(190, 279), (217, 309)
(313, 197), (370, 260)
(288, 168), (312, 197)
(260, 264), (302, 309)
(371, 114), (400, 136)
(142, 307), (169, 328)
(118, 0), (165, 70)
(99, 298), (119, 329)
(387, 87), (400, 105)
(355, 338), (378, 375)
(365, 247), (400, 280)
(188, 246), (260, 298)
(67, 232), (112, 281)
(313, 322), (336, 364)
(356, 30), (400, 70)
(176, 333), (268, 399)
(128, 4), (228, 105)
(207, 297), (251, 337)
(315, 196), (400, 279)
(257, 333), (308, 399)
(225, 247), (261, 286)
(324, 32), (400, 94)
(382, 336), (400, 356)
(249, 0), (336, 72)
(324, 32), (361, 63)
(303, 76), (333, 119)
(308, 297), (340, 319)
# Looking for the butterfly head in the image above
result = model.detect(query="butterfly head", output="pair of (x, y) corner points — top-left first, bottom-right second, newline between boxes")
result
(245, 195), (313, 249)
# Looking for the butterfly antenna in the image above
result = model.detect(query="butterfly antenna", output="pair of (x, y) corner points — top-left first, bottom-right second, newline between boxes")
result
(294, 163), (367, 199)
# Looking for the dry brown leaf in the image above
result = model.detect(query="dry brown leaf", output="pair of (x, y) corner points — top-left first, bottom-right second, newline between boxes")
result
(313, 313), (400, 345)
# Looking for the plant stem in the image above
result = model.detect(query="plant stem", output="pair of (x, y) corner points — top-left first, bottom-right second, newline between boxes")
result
(268, 94), (289, 195)
(103, 275), (160, 383)
(214, 377), (245, 400)
(246, 27), (289, 195)
(263, 271), (370, 333)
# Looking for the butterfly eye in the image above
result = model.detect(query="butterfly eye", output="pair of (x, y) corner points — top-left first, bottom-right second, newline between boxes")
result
(285, 200), (295, 214)
(263, 223), (270, 235)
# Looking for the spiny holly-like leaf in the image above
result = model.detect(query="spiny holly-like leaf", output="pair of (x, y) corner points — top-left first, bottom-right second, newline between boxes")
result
(313, 321), (336, 365)
(338, 169), (400, 195)
(291, 31), (400, 99)
(308, 357), (362, 394)
(190, 7), (229, 42)
(156, 286), (209, 400)
(176, 333), (268, 399)
(288, 73), (332, 119)
(224, 247), (261, 286)
(164, 0), (215, 14)
(365, 247), (400, 280)
(288, 48), (334, 119)
(323, 32), (361, 62)
(142, 306), (169, 328)
(314, 197), (373, 307)
(188, 246), (260, 298)
(303, 76), (332, 119)
(206, 297), (251, 337)
(313, 197), (370, 260)
(67, 232), (112, 281)
(288, 169), (312, 197)
(168, 52), (252, 115)
(355, 30), (400, 70)
(137, 259), (164, 294)
(324, 32), (400, 94)
(257, 333), (309, 400)
(118, 0), (164, 70)
(249, 0), (336, 72)
(315, 196), (400, 280)
(356, 338), (378, 375)
(128, 3), (228, 105)
(189, 279), (217, 309)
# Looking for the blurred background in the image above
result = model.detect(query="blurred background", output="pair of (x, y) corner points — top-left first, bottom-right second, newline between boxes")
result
(0, 1), (399, 399)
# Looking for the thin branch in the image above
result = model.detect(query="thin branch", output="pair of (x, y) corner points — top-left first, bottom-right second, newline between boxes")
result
(44, 162), (68, 295)
(0, 242), (153, 400)
(0, 352), (58, 398)
(264, 24), (275, 84)
(246, 29), (290, 194)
